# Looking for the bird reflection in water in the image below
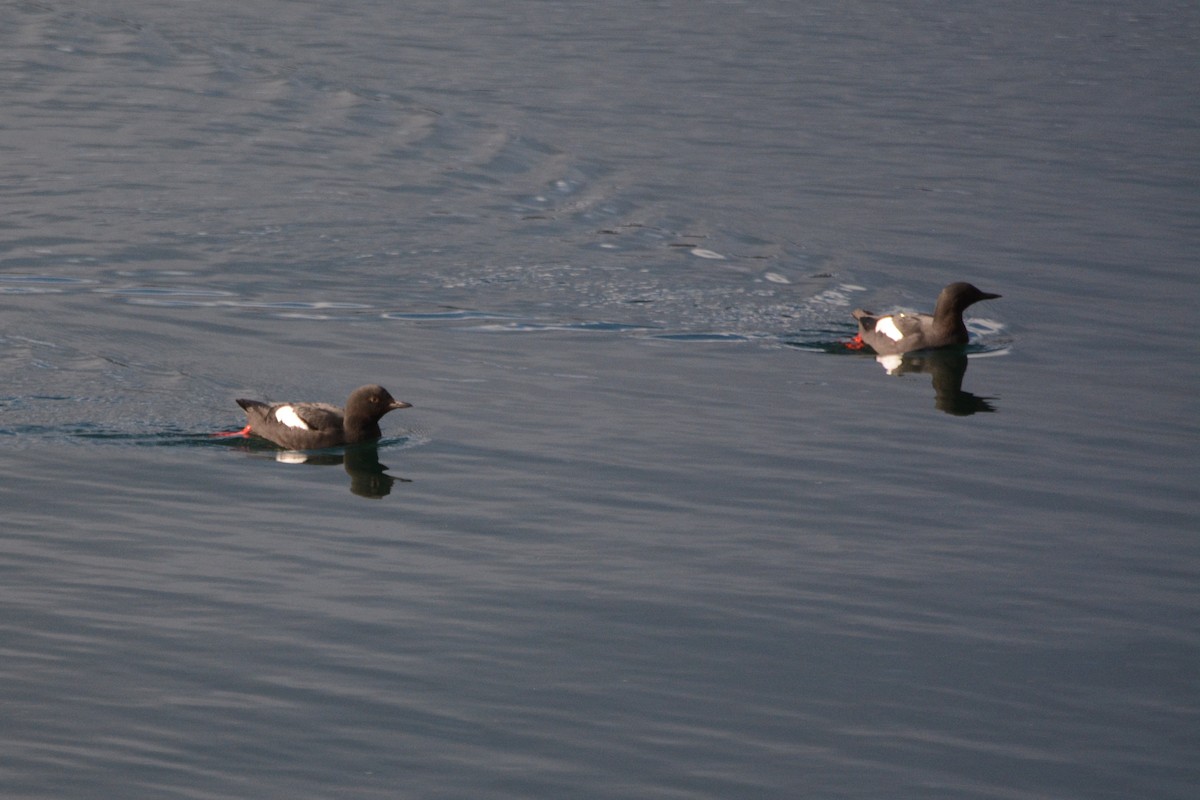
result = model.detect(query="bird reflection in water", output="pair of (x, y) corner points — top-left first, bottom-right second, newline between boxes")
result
(872, 348), (997, 416)
(266, 442), (410, 498)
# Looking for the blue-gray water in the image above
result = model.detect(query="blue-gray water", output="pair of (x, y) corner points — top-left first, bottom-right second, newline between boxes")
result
(2, 2), (1197, 798)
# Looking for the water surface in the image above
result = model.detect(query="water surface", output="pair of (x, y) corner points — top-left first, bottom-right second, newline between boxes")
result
(2, 2), (1197, 798)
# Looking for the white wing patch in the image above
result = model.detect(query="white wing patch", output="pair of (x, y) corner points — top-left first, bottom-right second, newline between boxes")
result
(273, 405), (310, 430)
(875, 316), (905, 342)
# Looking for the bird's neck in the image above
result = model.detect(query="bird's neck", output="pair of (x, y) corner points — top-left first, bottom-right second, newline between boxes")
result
(932, 300), (967, 336)
(343, 414), (382, 442)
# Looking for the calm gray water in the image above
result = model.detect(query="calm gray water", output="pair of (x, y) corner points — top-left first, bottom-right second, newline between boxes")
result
(2, 1), (1197, 798)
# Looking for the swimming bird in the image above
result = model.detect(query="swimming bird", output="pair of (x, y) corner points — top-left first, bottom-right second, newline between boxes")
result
(233, 384), (411, 450)
(850, 282), (1000, 355)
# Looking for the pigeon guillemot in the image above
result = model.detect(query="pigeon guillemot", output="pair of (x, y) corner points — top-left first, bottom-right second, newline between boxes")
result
(233, 384), (412, 450)
(849, 282), (1001, 355)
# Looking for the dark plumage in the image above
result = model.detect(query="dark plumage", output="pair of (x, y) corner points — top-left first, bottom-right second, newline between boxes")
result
(235, 384), (411, 450)
(851, 282), (1001, 355)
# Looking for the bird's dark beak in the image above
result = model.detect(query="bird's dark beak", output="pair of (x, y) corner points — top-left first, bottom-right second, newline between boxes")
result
(389, 400), (413, 410)
(980, 292), (1001, 300)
